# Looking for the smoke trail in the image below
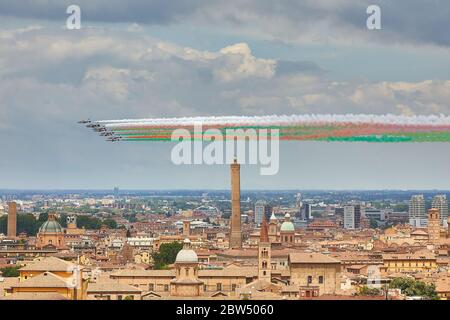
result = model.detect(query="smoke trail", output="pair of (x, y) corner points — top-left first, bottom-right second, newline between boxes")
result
(86, 114), (450, 142)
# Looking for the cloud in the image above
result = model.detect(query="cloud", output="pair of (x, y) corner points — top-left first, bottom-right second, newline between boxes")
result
(1, 1), (450, 47)
(1, 26), (449, 128)
(0, 25), (449, 188)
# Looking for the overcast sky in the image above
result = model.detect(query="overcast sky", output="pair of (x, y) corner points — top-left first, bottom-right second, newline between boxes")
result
(1, 1), (450, 190)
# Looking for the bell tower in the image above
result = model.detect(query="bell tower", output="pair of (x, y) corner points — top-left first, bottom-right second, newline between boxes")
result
(268, 212), (278, 242)
(428, 208), (440, 243)
(258, 214), (271, 282)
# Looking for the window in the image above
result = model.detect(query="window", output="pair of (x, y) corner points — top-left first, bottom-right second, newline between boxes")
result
(118, 295), (122, 300)
(319, 276), (324, 284)
(217, 283), (222, 291)
(149, 284), (154, 291)
(203, 284), (207, 291)
(232, 284), (236, 291)
(164, 284), (169, 292)
(307, 276), (312, 284)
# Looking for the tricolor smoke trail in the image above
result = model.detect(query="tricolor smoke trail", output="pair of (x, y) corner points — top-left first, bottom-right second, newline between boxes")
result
(84, 114), (450, 142)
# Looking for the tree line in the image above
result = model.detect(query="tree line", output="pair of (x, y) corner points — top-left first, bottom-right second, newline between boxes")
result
(0, 212), (118, 236)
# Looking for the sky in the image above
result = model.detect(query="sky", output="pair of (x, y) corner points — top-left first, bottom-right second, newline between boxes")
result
(0, 0), (450, 190)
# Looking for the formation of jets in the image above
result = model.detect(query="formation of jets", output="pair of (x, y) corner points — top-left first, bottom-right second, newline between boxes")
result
(78, 119), (122, 142)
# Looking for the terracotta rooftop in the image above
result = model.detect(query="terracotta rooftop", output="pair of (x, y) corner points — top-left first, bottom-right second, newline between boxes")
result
(0, 292), (69, 300)
(13, 272), (72, 288)
(110, 267), (258, 278)
(289, 252), (341, 264)
(87, 281), (142, 293)
(20, 256), (79, 272)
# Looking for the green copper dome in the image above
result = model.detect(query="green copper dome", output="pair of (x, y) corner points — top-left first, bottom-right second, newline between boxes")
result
(280, 221), (295, 232)
(280, 213), (295, 232)
(39, 219), (64, 234)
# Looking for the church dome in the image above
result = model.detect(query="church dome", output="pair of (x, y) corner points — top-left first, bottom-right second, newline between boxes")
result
(175, 239), (198, 263)
(39, 214), (63, 234)
(280, 213), (295, 232)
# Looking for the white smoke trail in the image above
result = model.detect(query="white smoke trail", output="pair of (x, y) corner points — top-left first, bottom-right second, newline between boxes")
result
(96, 114), (450, 129)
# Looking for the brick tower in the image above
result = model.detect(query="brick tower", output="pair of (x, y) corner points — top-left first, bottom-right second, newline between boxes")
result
(258, 214), (271, 282)
(427, 208), (440, 243)
(7, 202), (17, 239)
(229, 159), (242, 248)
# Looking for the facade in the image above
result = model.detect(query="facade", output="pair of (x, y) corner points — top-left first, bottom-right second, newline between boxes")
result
(110, 268), (257, 297)
(382, 250), (437, 273)
(409, 195), (427, 227)
(288, 252), (341, 296)
(364, 208), (386, 221)
(229, 159), (242, 248)
(432, 195), (448, 225)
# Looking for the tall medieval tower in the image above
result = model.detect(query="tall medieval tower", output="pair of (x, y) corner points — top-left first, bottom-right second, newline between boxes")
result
(258, 214), (271, 282)
(7, 202), (17, 239)
(229, 159), (242, 248)
(427, 208), (440, 243)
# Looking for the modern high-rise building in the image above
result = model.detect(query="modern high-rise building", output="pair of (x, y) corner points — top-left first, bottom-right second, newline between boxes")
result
(7, 201), (17, 239)
(432, 194), (448, 225)
(300, 203), (312, 220)
(354, 204), (363, 229)
(409, 195), (427, 227)
(114, 187), (120, 199)
(295, 193), (302, 216)
(255, 200), (272, 225)
(342, 205), (363, 229)
(229, 159), (242, 248)
(343, 206), (355, 229)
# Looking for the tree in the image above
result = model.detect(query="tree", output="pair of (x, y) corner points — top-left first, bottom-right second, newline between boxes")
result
(58, 213), (68, 228)
(358, 285), (381, 296)
(38, 212), (49, 223)
(152, 242), (183, 270)
(0, 214), (41, 236)
(389, 277), (439, 300)
(76, 216), (102, 230)
(369, 218), (378, 229)
(103, 218), (117, 229)
(0, 266), (20, 277)
(393, 204), (408, 212)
